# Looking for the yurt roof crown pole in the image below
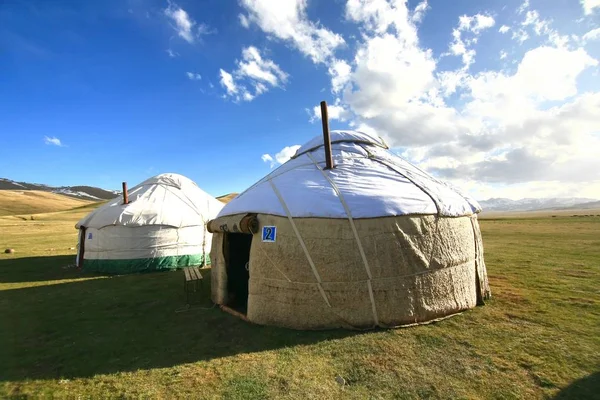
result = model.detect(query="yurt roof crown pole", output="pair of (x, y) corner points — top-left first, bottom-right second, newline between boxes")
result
(320, 100), (334, 170)
(122, 181), (129, 204)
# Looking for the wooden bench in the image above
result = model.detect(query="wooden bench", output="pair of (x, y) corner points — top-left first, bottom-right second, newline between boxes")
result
(183, 266), (203, 304)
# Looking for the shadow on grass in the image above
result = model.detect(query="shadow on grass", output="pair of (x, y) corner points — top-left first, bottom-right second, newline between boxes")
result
(553, 372), (600, 399)
(0, 255), (92, 283)
(0, 256), (360, 382)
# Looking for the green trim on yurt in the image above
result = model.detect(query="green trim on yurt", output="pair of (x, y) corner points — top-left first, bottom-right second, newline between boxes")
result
(82, 253), (211, 274)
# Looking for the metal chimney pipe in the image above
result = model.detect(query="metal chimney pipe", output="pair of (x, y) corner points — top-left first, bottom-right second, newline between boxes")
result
(320, 100), (334, 170)
(122, 182), (129, 204)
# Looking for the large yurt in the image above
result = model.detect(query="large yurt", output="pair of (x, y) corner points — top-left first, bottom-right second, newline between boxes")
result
(207, 129), (490, 330)
(75, 173), (224, 274)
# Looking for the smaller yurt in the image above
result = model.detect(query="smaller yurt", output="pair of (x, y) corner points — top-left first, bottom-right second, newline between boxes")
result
(207, 124), (490, 330)
(75, 173), (224, 274)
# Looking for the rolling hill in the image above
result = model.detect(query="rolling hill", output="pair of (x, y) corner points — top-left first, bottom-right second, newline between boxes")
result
(0, 178), (118, 200)
(0, 190), (97, 217)
(216, 193), (239, 204)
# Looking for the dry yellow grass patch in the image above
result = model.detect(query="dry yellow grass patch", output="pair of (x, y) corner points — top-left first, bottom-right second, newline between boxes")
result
(0, 190), (95, 217)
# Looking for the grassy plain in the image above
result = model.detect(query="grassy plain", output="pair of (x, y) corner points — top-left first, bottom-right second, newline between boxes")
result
(0, 208), (598, 399)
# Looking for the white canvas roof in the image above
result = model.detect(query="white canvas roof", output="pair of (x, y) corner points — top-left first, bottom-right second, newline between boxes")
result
(76, 173), (224, 229)
(218, 130), (481, 219)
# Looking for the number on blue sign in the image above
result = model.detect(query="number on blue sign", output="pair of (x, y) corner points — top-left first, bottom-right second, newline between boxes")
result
(262, 226), (276, 242)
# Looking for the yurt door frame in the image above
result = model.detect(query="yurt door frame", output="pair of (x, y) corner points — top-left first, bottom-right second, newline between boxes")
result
(77, 227), (86, 268)
(223, 232), (253, 314)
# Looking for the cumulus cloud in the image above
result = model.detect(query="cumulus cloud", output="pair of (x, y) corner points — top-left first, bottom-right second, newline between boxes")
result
(44, 136), (63, 147)
(308, 99), (350, 123)
(509, 6), (571, 47)
(219, 46), (288, 102)
(447, 13), (495, 69)
(328, 59), (352, 94)
(499, 25), (510, 34)
(219, 69), (238, 96)
(164, 2), (212, 44)
(458, 14), (495, 34)
(583, 27), (600, 41)
(239, 0), (344, 64)
(581, 0), (600, 15)
(517, 0), (530, 15)
(345, 0), (420, 44)
(411, 0), (429, 23)
(512, 28), (529, 43)
(262, 145), (301, 168)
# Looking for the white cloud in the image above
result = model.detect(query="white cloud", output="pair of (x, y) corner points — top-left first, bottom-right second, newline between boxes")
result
(328, 59), (352, 94)
(239, 13), (250, 28)
(186, 72), (201, 80)
(515, 7), (571, 48)
(449, 28), (476, 68)
(164, 2), (211, 44)
(467, 47), (597, 107)
(522, 10), (549, 35)
(219, 69), (238, 95)
(458, 14), (495, 34)
(166, 48), (178, 57)
(347, 33), (437, 120)
(447, 13), (495, 69)
(583, 27), (600, 41)
(219, 46), (288, 102)
(512, 28), (529, 43)
(345, 0), (419, 44)
(499, 50), (507, 59)
(517, 0), (530, 15)
(44, 136), (63, 147)
(261, 145), (301, 168)
(581, 0), (600, 15)
(239, 0), (344, 64)
(237, 47), (288, 86)
(309, 100), (350, 123)
(411, 0), (429, 23)
(499, 25), (510, 34)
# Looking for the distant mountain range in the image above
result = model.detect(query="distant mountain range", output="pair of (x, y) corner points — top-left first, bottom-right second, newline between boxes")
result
(0, 178), (119, 200)
(478, 197), (600, 212)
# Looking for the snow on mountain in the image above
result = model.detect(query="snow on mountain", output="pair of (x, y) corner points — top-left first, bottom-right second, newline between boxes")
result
(52, 188), (102, 200)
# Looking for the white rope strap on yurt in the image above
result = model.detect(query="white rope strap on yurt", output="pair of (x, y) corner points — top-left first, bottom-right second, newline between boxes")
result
(267, 178), (332, 308)
(307, 153), (380, 326)
(366, 153), (443, 270)
(258, 246), (292, 282)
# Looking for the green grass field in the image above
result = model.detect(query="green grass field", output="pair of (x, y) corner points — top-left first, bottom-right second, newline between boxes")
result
(1, 208), (599, 399)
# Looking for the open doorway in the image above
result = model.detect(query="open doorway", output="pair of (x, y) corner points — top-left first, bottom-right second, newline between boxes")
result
(224, 233), (253, 314)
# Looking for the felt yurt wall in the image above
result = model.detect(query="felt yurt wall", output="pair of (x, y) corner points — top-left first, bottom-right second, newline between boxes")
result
(208, 131), (490, 330)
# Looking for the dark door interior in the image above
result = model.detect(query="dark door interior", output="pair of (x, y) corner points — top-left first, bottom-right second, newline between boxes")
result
(225, 233), (253, 313)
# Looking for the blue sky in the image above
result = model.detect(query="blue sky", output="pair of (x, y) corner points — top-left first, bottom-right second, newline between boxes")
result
(1, 0), (599, 199)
